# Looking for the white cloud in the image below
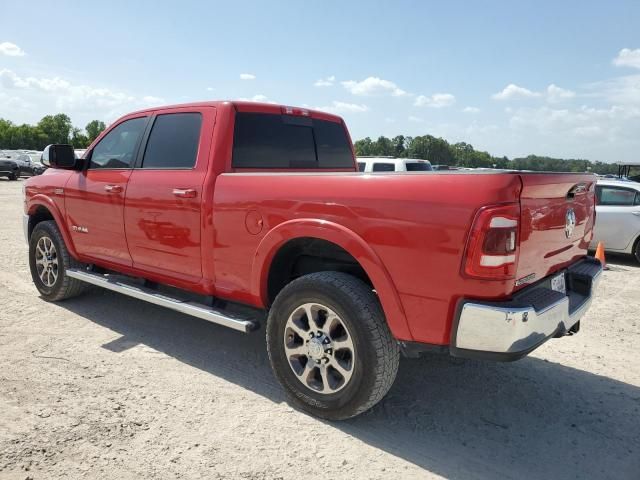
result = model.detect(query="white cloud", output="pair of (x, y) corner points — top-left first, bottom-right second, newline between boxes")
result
(0, 68), (164, 124)
(546, 84), (575, 103)
(314, 75), (335, 87)
(315, 101), (369, 114)
(508, 104), (640, 144)
(586, 74), (640, 105)
(492, 83), (575, 103)
(408, 115), (424, 122)
(206, 86), (214, 92)
(613, 48), (640, 69)
(492, 83), (541, 100)
(237, 94), (276, 103)
(0, 42), (25, 57)
(341, 76), (406, 97)
(239, 73), (256, 80)
(463, 106), (480, 113)
(414, 93), (456, 108)
(141, 95), (163, 105)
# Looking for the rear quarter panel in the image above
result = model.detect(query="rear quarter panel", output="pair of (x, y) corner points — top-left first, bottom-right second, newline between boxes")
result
(212, 172), (523, 344)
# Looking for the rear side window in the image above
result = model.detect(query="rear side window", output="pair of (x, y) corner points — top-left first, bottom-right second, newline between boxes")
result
(596, 186), (640, 206)
(406, 162), (432, 171)
(232, 113), (353, 169)
(314, 119), (353, 168)
(357, 162), (366, 172)
(142, 113), (202, 169)
(372, 163), (395, 172)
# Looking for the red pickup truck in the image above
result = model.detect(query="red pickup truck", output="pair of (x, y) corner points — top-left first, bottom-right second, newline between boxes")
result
(23, 101), (602, 419)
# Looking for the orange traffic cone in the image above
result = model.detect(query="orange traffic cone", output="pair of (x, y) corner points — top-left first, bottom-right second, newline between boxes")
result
(595, 241), (608, 270)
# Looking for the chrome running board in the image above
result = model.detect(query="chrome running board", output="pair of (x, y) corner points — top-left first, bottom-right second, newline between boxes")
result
(66, 269), (259, 333)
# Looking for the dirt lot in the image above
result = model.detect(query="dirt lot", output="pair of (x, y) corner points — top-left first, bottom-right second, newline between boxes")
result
(0, 178), (639, 480)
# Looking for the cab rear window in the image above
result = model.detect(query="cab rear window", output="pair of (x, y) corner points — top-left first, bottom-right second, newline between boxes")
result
(232, 112), (353, 169)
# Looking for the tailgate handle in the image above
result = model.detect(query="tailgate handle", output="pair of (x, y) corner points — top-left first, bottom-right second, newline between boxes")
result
(173, 188), (197, 198)
(104, 184), (123, 193)
(567, 183), (588, 199)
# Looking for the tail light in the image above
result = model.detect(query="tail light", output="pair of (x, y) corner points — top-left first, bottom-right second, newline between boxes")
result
(463, 203), (520, 280)
(282, 106), (310, 117)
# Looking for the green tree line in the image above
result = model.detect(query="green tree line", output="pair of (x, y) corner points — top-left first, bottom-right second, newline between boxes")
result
(0, 114), (621, 175)
(0, 114), (106, 150)
(355, 135), (619, 175)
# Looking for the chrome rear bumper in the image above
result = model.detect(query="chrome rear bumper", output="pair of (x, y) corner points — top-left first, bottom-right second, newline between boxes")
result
(451, 257), (602, 361)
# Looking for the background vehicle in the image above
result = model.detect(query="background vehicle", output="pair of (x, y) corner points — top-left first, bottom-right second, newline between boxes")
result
(29, 160), (47, 176)
(357, 156), (432, 172)
(0, 151), (45, 178)
(590, 179), (640, 262)
(23, 101), (601, 420)
(0, 157), (20, 180)
(14, 154), (32, 177)
(432, 164), (452, 171)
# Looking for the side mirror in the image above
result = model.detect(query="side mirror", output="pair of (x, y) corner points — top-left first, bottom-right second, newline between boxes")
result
(41, 144), (77, 169)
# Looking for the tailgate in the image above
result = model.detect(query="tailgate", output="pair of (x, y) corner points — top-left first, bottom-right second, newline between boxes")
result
(515, 173), (596, 290)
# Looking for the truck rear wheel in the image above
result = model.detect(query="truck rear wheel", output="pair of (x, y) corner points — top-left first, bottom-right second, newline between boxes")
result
(266, 272), (399, 420)
(29, 220), (89, 301)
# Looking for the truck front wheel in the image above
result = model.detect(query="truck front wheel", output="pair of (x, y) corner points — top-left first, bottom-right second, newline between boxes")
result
(29, 220), (89, 301)
(266, 272), (399, 420)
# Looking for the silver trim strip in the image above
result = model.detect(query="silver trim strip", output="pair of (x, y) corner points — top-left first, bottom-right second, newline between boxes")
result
(66, 269), (257, 333)
(23, 214), (29, 244)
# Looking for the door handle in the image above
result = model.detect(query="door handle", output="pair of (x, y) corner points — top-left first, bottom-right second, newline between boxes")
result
(172, 188), (197, 198)
(104, 184), (123, 193)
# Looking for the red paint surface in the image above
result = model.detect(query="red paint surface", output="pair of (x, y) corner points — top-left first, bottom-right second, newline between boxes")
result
(24, 101), (596, 346)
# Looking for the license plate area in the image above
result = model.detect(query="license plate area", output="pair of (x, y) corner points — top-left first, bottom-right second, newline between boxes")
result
(551, 272), (566, 295)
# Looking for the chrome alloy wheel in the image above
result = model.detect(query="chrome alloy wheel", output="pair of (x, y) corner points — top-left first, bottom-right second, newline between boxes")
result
(284, 303), (355, 394)
(35, 236), (59, 287)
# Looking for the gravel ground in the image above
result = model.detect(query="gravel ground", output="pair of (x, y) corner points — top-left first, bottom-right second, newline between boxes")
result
(0, 177), (639, 480)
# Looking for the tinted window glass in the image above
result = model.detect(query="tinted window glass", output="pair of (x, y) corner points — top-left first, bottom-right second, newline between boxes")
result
(232, 113), (354, 169)
(142, 113), (202, 169)
(596, 186), (638, 206)
(372, 163), (395, 172)
(357, 162), (366, 172)
(90, 117), (147, 169)
(314, 119), (353, 168)
(406, 162), (432, 171)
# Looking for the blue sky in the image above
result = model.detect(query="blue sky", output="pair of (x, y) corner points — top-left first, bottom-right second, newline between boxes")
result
(1, 0), (639, 162)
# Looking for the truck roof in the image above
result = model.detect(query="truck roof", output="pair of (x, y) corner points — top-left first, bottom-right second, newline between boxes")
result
(119, 101), (345, 124)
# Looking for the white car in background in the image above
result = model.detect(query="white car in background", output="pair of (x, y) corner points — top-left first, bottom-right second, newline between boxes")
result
(590, 179), (640, 262)
(357, 156), (432, 172)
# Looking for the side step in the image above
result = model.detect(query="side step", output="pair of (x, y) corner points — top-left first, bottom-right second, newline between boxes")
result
(66, 269), (260, 333)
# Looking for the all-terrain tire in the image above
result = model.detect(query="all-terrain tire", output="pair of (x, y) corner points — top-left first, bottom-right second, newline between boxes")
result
(266, 272), (399, 420)
(29, 220), (90, 301)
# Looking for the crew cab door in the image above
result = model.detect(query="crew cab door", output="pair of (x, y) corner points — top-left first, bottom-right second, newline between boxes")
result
(123, 107), (215, 282)
(64, 115), (149, 266)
